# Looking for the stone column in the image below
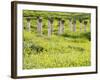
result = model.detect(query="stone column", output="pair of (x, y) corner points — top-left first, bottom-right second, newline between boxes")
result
(79, 19), (83, 32)
(26, 18), (31, 32)
(58, 18), (62, 35)
(73, 20), (76, 32)
(61, 19), (65, 33)
(69, 19), (73, 31)
(48, 17), (53, 37)
(58, 18), (65, 35)
(84, 21), (87, 32)
(51, 18), (54, 34)
(37, 16), (42, 35)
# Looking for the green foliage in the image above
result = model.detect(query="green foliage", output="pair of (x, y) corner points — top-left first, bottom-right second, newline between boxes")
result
(23, 10), (91, 69)
(23, 10), (91, 20)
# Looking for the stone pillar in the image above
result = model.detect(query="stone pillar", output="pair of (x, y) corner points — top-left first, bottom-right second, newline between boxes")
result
(58, 18), (65, 35)
(79, 19), (83, 32)
(61, 19), (65, 33)
(37, 16), (42, 35)
(69, 19), (73, 31)
(48, 17), (53, 37)
(73, 20), (76, 32)
(84, 21), (87, 32)
(26, 18), (31, 32)
(58, 18), (62, 35)
(48, 18), (51, 37)
(51, 18), (54, 34)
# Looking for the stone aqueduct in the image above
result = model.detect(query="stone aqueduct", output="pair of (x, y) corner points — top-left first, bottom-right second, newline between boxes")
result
(24, 16), (89, 37)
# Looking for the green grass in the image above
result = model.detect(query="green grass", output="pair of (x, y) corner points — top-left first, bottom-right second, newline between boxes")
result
(23, 30), (91, 69)
(23, 10), (91, 69)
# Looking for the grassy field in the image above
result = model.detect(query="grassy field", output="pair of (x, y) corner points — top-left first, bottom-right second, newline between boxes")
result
(23, 10), (91, 69)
